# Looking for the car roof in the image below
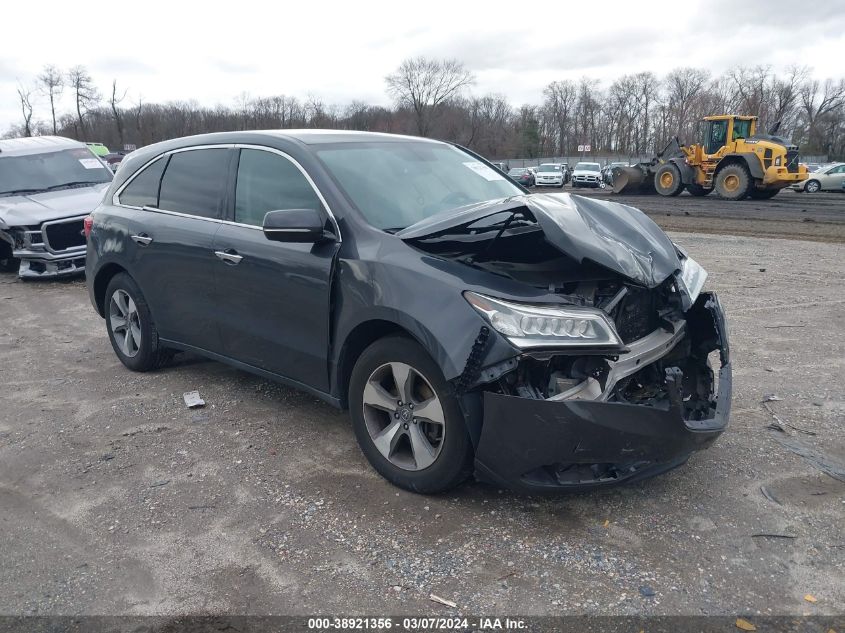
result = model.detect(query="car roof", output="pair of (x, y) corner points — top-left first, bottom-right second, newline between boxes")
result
(0, 135), (87, 157)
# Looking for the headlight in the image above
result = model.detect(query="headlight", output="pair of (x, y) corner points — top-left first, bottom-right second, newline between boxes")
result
(464, 291), (622, 349)
(775, 156), (782, 166)
(678, 255), (707, 303)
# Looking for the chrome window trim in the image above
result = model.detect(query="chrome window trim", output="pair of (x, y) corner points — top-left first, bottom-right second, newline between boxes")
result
(112, 143), (341, 241)
(233, 144), (341, 241)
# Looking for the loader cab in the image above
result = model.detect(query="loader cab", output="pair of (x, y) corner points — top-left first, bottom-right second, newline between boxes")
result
(702, 116), (758, 154)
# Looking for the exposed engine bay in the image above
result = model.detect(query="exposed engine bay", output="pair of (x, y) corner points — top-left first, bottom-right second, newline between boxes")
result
(402, 196), (730, 490)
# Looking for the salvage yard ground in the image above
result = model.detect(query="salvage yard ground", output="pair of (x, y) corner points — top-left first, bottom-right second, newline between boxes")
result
(1, 200), (844, 615)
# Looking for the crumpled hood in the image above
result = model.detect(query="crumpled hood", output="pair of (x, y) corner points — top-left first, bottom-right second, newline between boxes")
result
(0, 184), (109, 228)
(572, 169), (601, 177)
(398, 193), (681, 288)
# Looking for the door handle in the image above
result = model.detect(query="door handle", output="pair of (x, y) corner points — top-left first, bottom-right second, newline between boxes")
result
(214, 250), (243, 265)
(131, 234), (153, 246)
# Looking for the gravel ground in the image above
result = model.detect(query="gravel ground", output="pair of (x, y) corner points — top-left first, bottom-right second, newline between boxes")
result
(0, 232), (843, 617)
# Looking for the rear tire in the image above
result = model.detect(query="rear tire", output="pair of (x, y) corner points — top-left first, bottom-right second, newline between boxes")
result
(655, 163), (684, 196)
(104, 273), (173, 372)
(348, 336), (473, 494)
(686, 184), (711, 197)
(749, 188), (780, 200)
(715, 163), (752, 200)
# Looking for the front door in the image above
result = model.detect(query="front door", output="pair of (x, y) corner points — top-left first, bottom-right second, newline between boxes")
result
(212, 147), (338, 392)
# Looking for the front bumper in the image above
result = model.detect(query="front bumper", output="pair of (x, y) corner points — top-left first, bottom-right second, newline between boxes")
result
(474, 292), (731, 492)
(4, 214), (88, 279)
(13, 246), (86, 279)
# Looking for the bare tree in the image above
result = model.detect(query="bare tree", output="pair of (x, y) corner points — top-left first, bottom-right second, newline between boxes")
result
(799, 77), (845, 153)
(385, 57), (475, 136)
(16, 84), (35, 137)
(38, 65), (64, 135)
(542, 80), (577, 154)
(66, 65), (100, 138)
(109, 80), (128, 147)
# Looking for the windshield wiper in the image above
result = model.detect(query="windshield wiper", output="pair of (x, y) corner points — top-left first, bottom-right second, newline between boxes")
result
(0, 188), (49, 197)
(44, 181), (105, 191)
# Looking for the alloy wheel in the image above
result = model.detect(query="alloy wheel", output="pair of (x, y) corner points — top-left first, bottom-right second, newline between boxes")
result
(109, 289), (141, 358)
(361, 362), (445, 471)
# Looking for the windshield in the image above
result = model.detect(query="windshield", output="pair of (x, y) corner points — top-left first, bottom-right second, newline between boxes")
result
(508, 168), (528, 175)
(316, 142), (523, 230)
(0, 148), (112, 196)
(575, 162), (601, 171)
(537, 164), (559, 173)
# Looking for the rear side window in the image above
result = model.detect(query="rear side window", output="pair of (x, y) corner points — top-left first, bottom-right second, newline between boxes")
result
(234, 149), (322, 226)
(118, 156), (167, 207)
(158, 149), (230, 219)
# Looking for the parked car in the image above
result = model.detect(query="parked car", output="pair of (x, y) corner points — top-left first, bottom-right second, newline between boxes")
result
(86, 130), (731, 494)
(571, 162), (604, 188)
(103, 152), (127, 172)
(507, 167), (535, 187)
(0, 136), (113, 277)
(790, 162), (845, 192)
(490, 161), (509, 173)
(534, 163), (566, 188)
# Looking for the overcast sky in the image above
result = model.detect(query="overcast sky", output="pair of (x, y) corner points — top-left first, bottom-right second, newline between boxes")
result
(2, 0), (844, 133)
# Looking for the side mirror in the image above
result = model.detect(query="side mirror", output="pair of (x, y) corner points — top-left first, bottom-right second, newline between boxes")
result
(262, 208), (332, 243)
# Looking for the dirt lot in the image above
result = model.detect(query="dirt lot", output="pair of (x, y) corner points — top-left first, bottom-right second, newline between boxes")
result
(1, 229), (844, 618)
(539, 187), (845, 243)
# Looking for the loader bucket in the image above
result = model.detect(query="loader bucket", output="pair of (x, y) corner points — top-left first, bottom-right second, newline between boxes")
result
(612, 165), (656, 194)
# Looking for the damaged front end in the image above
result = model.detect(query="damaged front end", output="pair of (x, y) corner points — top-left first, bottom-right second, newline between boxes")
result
(0, 217), (87, 278)
(401, 193), (731, 492)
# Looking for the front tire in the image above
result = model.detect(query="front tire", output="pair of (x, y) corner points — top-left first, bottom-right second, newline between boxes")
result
(655, 163), (684, 196)
(0, 242), (18, 273)
(349, 336), (472, 493)
(805, 179), (821, 193)
(104, 273), (173, 372)
(715, 163), (752, 200)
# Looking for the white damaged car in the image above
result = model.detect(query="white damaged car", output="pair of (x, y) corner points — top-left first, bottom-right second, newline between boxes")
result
(0, 136), (113, 278)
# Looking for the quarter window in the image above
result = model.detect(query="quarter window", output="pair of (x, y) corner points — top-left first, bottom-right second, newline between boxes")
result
(158, 149), (230, 219)
(118, 156), (167, 207)
(235, 149), (321, 226)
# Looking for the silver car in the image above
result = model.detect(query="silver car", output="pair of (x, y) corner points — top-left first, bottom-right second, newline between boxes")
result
(790, 162), (845, 193)
(0, 136), (113, 278)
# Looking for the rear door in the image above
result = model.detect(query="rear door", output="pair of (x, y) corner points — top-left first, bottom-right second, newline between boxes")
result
(119, 146), (233, 353)
(212, 147), (338, 391)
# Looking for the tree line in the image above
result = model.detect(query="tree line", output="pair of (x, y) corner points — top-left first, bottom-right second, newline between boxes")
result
(7, 58), (845, 160)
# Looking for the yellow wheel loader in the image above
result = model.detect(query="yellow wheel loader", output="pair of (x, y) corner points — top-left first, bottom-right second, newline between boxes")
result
(612, 115), (808, 200)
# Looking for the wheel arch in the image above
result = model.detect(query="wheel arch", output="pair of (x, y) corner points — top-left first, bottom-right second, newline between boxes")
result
(93, 262), (129, 317)
(669, 157), (697, 185)
(717, 153), (763, 180)
(335, 318), (425, 410)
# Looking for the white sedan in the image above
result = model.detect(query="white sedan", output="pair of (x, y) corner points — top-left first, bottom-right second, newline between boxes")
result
(791, 163), (845, 192)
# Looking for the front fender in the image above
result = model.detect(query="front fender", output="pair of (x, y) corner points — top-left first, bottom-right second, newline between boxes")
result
(330, 257), (518, 393)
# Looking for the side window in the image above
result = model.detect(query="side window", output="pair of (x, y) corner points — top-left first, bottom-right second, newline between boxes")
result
(158, 149), (230, 219)
(118, 156), (167, 207)
(234, 149), (322, 226)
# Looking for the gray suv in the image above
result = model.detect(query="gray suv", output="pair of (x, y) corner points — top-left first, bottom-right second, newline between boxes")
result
(85, 130), (731, 494)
